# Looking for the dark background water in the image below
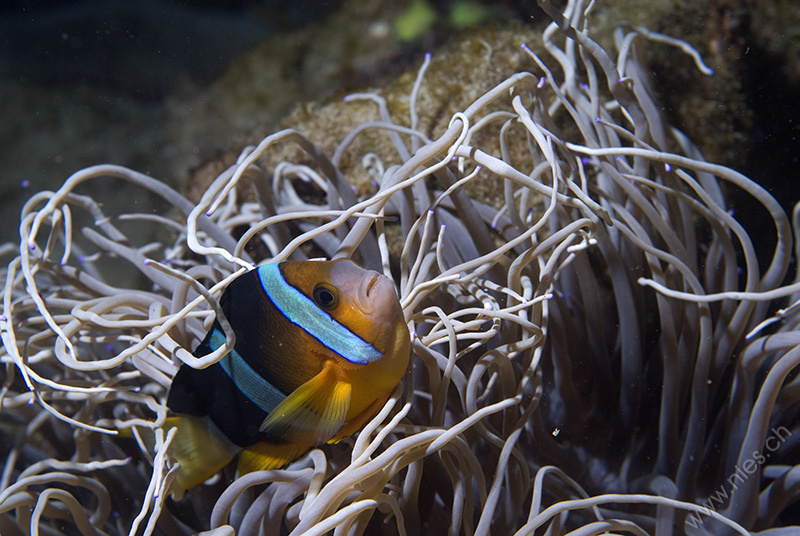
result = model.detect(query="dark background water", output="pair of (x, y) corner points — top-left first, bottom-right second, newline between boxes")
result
(0, 0), (306, 245)
(0, 0), (797, 260)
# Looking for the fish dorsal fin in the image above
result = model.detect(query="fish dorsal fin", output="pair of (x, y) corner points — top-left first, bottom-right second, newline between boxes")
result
(259, 362), (351, 446)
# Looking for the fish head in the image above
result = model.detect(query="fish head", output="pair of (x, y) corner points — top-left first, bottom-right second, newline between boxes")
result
(280, 259), (410, 402)
(281, 259), (405, 354)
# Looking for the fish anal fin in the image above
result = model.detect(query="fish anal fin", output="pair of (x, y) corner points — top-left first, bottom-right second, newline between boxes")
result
(328, 393), (389, 444)
(164, 416), (239, 492)
(237, 441), (311, 475)
(259, 362), (352, 446)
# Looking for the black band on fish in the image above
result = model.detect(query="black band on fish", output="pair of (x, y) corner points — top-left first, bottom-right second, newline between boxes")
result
(257, 263), (383, 364)
(211, 329), (287, 415)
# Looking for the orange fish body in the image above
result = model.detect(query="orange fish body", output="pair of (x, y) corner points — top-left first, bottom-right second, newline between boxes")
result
(165, 260), (410, 491)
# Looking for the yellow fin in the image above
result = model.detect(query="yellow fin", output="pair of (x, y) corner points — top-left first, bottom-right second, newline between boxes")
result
(328, 393), (390, 444)
(259, 362), (352, 445)
(163, 416), (239, 492)
(237, 441), (311, 475)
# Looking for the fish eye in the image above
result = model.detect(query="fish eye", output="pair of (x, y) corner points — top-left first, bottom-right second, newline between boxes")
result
(313, 285), (339, 309)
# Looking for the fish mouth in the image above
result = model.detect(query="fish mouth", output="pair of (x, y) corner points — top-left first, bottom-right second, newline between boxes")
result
(357, 272), (383, 312)
(357, 272), (398, 316)
(365, 274), (380, 298)
(329, 260), (402, 339)
(357, 272), (402, 347)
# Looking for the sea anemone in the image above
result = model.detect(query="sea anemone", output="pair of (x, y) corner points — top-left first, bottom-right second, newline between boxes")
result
(2, 0), (799, 534)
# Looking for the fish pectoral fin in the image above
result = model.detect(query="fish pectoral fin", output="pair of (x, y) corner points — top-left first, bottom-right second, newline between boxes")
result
(259, 362), (352, 445)
(237, 441), (311, 475)
(164, 416), (239, 492)
(328, 392), (390, 444)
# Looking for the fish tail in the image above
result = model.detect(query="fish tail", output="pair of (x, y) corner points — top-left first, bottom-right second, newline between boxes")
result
(163, 416), (239, 492)
(237, 441), (311, 475)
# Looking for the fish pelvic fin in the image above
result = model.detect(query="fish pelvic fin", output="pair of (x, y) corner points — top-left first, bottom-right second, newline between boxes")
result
(259, 361), (351, 446)
(164, 416), (239, 492)
(328, 392), (390, 444)
(237, 441), (311, 475)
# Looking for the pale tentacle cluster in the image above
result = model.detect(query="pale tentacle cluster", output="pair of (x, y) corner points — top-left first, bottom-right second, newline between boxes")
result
(2, 0), (799, 535)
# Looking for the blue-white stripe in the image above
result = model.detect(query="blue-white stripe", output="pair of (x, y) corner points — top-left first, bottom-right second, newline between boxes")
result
(211, 330), (286, 414)
(257, 263), (383, 364)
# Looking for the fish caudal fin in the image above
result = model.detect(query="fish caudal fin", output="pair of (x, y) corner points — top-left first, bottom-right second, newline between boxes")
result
(237, 441), (311, 475)
(258, 362), (352, 445)
(163, 416), (239, 492)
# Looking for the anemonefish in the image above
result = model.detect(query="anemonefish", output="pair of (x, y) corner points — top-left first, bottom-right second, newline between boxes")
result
(164, 259), (410, 491)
